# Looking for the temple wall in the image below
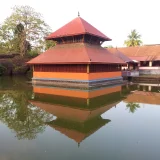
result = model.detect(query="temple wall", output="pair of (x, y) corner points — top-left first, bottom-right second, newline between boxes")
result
(33, 71), (121, 80)
(33, 72), (88, 80)
(89, 72), (121, 80)
(32, 71), (123, 89)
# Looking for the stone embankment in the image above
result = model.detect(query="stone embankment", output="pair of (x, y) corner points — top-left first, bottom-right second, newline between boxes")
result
(132, 76), (160, 84)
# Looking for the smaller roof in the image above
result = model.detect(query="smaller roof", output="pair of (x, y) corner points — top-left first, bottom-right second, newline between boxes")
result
(114, 45), (160, 61)
(129, 56), (160, 61)
(46, 17), (111, 41)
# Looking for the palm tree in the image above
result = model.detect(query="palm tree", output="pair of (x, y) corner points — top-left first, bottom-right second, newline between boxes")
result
(126, 102), (140, 113)
(124, 29), (142, 47)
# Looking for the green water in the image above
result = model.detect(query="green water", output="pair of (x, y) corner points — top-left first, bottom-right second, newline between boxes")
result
(0, 76), (160, 160)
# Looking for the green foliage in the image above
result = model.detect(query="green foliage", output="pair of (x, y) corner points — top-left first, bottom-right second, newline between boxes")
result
(45, 40), (56, 50)
(124, 29), (142, 47)
(126, 102), (140, 113)
(28, 50), (39, 57)
(0, 5), (51, 56)
(0, 64), (6, 75)
(0, 77), (53, 140)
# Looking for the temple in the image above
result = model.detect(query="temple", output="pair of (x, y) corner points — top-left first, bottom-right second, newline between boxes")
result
(27, 16), (125, 88)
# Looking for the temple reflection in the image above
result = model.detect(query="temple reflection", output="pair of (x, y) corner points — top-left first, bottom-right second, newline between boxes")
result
(124, 84), (160, 105)
(30, 85), (124, 144)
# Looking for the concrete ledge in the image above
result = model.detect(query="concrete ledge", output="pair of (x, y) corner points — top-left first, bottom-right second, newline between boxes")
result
(32, 76), (122, 83)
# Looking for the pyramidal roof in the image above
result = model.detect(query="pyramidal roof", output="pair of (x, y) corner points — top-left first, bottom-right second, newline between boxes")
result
(46, 17), (111, 41)
(27, 43), (125, 64)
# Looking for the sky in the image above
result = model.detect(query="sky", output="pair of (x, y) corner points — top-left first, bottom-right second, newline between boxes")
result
(0, 0), (160, 47)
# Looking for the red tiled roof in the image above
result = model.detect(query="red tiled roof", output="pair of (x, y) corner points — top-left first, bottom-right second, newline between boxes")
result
(108, 48), (133, 62)
(108, 45), (160, 61)
(27, 43), (125, 64)
(129, 56), (160, 61)
(46, 17), (111, 41)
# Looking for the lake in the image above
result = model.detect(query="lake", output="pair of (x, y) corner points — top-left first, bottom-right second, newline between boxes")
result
(0, 76), (160, 160)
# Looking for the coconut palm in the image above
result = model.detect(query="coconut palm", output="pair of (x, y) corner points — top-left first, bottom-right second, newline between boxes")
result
(124, 29), (142, 47)
(126, 102), (140, 113)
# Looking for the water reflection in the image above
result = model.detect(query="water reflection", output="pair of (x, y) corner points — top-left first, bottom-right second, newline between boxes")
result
(124, 84), (160, 105)
(0, 76), (160, 142)
(0, 77), (160, 159)
(0, 77), (53, 140)
(30, 85), (125, 144)
(126, 102), (140, 113)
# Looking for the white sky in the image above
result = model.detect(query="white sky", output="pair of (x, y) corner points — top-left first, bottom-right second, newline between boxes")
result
(0, 0), (160, 47)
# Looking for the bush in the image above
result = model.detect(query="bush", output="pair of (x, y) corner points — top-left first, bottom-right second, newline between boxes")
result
(27, 50), (39, 58)
(0, 64), (7, 75)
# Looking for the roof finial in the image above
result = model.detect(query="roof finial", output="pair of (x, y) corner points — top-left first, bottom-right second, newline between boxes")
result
(78, 11), (80, 17)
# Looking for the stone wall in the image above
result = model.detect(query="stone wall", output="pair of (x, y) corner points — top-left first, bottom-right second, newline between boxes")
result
(32, 77), (124, 89)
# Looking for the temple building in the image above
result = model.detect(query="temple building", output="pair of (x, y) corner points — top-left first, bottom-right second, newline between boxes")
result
(108, 45), (160, 75)
(27, 16), (125, 88)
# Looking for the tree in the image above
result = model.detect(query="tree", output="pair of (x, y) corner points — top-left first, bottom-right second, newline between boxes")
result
(124, 29), (142, 47)
(0, 90), (53, 140)
(45, 40), (56, 50)
(0, 5), (51, 56)
(126, 102), (140, 113)
(15, 23), (31, 54)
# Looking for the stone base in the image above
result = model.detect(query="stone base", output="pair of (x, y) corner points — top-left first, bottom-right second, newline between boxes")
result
(139, 68), (160, 75)
(132, 76), (160, 84)
(32, 77), (125, 89)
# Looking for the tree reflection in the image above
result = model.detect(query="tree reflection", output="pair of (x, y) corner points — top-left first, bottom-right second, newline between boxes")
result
(0, 90), (53, 140)
(126, 102), (140, 113)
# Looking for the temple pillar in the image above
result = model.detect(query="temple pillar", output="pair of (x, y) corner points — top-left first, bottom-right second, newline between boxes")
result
(87, 64), (90, 74)
(149, 61), (152, 67)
